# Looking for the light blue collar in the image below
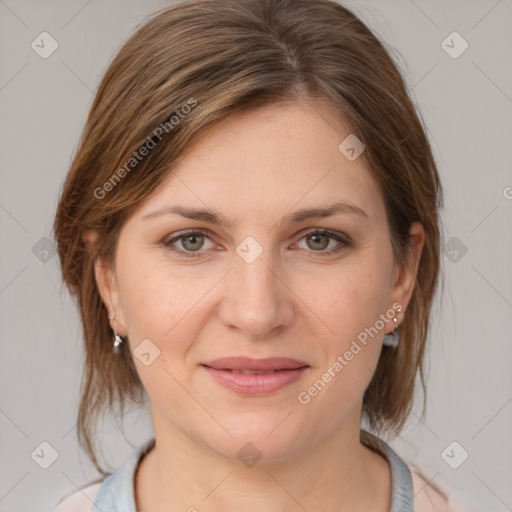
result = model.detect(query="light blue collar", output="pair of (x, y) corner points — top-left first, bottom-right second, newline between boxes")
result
(93, 431), (414, 511)
(361, 430), (415, 511)
(92, 438), (154, 512)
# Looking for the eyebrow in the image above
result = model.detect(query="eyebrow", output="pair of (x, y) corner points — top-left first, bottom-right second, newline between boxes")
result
(141, 201), (368, 228)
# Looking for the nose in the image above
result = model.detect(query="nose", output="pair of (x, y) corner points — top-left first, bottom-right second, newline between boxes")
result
(218, 250), (295, 340)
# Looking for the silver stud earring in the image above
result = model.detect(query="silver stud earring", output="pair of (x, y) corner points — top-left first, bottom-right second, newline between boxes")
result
(109, 314), (125, 354)
(383, 306), (403, 348)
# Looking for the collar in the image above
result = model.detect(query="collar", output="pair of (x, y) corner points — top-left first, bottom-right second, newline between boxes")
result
(360, 430), (415, 511)
(92, 430), (414, 512)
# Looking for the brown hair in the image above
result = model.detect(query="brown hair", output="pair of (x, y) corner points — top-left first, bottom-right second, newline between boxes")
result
(53, 0), (443, 474)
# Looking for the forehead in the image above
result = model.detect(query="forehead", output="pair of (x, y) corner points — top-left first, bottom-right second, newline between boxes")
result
(133, 100), (385, 225)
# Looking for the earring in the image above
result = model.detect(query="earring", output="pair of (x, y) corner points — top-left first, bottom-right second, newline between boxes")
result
(109, 313), (124, 354)
(383, 306), (403, 348)
(113, 330), (124, 354)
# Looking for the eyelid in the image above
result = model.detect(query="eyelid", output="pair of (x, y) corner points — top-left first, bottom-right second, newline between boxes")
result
(299, 227), (351, 244)
(163, 228), (219, 252)
(293, 228), (351, 255)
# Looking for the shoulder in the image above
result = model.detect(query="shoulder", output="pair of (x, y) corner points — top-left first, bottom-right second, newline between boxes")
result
(410, 467), (450, 512)
(50, 439), (155, 511)
(409, 464), (491, 512)
(51, 482), (102, 512)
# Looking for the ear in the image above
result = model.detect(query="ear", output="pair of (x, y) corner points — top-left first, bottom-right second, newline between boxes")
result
(82, 228), (128, 336)
(388, 221), (425, 323)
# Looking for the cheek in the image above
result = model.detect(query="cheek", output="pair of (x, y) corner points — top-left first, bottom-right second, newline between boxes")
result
(306, 259), (390, 390)
(299, 277), (386, 423)
(116, 257), (195, 352)
(115, 261), (201, 405)
(318, 262), (390, 340)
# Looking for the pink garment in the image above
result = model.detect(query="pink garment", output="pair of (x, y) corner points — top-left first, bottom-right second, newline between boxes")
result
(52, 482), (100, 511)
(410, 467), (484, 511)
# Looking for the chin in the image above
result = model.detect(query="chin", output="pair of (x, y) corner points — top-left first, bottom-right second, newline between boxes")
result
(202, 414), (306, 464)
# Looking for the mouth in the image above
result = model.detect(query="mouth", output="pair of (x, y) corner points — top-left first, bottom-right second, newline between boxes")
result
(202, 356), (309, 371)
(216, 369), (293, 374)
(201, 357), (309, 395)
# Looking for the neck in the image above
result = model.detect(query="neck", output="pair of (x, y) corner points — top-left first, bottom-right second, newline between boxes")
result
(135, 420), (391, 512)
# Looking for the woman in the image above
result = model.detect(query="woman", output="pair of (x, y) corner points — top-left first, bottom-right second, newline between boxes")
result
(52, 0), (486, 510)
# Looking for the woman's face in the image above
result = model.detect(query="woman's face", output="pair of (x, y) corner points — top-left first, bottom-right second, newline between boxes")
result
(96, 100), (424, 461)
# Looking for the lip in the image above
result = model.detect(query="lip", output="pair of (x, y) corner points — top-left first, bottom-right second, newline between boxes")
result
(201, 357), (309, 396)
(202, 356), (308, 371)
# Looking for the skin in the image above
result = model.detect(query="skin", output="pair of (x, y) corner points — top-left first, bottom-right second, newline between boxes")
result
(87, 98), (425, 512)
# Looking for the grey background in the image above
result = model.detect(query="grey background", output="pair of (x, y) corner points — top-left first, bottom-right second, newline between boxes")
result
(0, 0), (511, 511)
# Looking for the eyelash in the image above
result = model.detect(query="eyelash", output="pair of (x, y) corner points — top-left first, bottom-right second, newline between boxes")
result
(163, 229), (351, 259)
